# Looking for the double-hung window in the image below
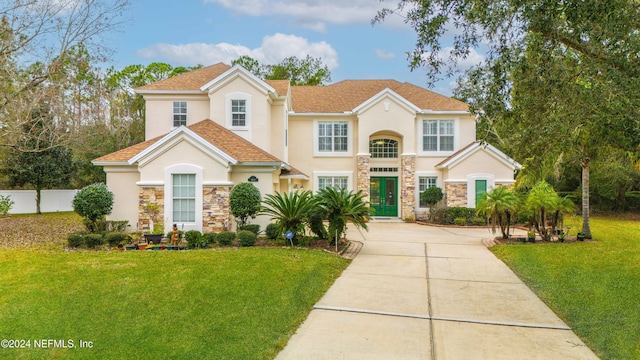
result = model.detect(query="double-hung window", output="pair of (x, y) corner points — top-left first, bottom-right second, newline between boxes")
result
(318, 121), (348, 153)
(419, 176), (438, 208)
(173, 174), (196, 223)
(173, 101), (187, 127)
(423, 120), (454, 152)
(318, 176), (348, 190)
(231, 99), (246, 127)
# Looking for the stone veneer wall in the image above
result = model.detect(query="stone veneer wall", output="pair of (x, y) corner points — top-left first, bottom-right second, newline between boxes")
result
(445, 183), (467, 207)
(401, 155), (416, 219)
(138, 186), (164, 232)
(356, 155), (370, 202)
(203, 186), (231, 233)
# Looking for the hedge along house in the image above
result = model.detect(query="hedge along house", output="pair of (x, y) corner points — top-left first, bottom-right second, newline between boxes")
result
(93, 63), (521, 233)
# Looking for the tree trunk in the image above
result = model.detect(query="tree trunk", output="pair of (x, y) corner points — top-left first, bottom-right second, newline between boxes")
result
(36, 188), (41, 215)
(581, 159), (592, 238)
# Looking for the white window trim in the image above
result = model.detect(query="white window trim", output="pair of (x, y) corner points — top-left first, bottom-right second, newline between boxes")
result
(466, 173), (495, 208)
(415, 171), (442, 209)
(164, 164), (203, 233)
(313, 119), (353, 157)
(418, 118), (460, 156)
(226, 92), (251, 131)
(172, 101), (187, 128)
(313, 171), (353, 192)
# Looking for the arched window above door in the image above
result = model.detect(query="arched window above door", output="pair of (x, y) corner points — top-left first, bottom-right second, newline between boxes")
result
(369, 138), (398, 158)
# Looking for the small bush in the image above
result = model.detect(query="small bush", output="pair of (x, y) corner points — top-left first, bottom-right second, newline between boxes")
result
(238, 224), (260, 235)
(67, 232), (85, 248)
(73, 183), (114, 230)
(237, 230), (257, 247)
(84, 234), (104, 249)
(185, 230), (203, 249)
(105, 232), (130, 247)
(454, 217), (467, 226)
(265, 223), (280, 240)
(308, 213), (328, 239)
(203, 232), (216, 246)
(429, 207), (477, 225)
(216, 231), (236, 246)
(0, 195), (14, 215)
(472, 217), (486, 226)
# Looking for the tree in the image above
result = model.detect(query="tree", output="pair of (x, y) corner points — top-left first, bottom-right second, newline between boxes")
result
(72, 183), (114, 232)
(420, 186), (444, 209)
(2, 105), (76, 214)
(376, 0), (640, 239)
(232, 55), (331, 85)
(476, 186), (520, 239)
(229, 182), (261, 230)
(316, 187), (373, 248)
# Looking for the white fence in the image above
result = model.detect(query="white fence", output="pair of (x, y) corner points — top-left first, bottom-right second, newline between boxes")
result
(0, 190), (78, 214)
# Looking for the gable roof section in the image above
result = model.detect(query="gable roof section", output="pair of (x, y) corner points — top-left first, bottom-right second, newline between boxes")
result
(135, 63), (231, 93)
(199, 65), (276, 96)
(352, 88), (422, 114)
(93, 120), (282, 165)
(290, 80), (469, 113)
(436, 141), (522, 170)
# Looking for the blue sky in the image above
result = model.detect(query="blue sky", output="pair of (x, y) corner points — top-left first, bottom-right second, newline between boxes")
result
(107, 0), (484, 95)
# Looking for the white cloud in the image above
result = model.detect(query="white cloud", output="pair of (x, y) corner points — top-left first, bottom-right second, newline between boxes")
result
(375, 49), (396, 60)
(204, 0), (405, 31)
(136, 33), (339, 69)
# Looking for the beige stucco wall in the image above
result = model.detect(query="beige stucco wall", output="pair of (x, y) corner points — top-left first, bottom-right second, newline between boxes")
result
(357, 97), (417, 154)
(446, 150), (516, 181)
(269, 99), (288, 162)
(104, 167), (140, 230)
(138, 140), (230, 183)
(230, 167), (279, 231)
(207, 77), (272, 152)
(144, 94), (210, 140)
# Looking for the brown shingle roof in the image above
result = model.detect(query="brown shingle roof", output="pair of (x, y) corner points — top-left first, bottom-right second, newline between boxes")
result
(135, 63), (231, 92)
(94, 120), (282, 164)
(291, 80), (469, 113)
(265, 79), (290, 96)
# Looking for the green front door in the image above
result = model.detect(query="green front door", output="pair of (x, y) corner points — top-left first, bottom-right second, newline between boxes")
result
(370, 177), (398, 217)
(475, 179), (487, 207)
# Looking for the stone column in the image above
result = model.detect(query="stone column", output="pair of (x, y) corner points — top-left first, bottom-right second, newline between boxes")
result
(401, 155), (416, 219)
(202, 185), (232, 233)
(138, 186), (164, 232)
(356, 154), (371, 202)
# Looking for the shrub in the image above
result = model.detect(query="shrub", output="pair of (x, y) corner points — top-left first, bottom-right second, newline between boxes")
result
(229, 182), (261, 229)
(265, 223), (280, 240)
(238, 224), (260, 235)
(428, 207), (477, 225)
(0, 195), (14, 215)
(67, 232), (85, 248)
(308, 212), (328, 239)
(472, 217), (486, 226)
(185, 230), (203, 249)
(421, 186), (444, 208)
(216, 231), (236, 246)
(73, 183), (114, 231)
(202, 232), (216, 246)
(105, 232), (130, 247)
(84, 234), (104, 249)
(454, 217), (467, 226)
(237, 230), (257, 247)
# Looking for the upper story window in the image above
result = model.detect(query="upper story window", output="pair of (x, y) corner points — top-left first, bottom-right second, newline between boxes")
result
(173, 101), (187, 127)
(231, 99), (246, 127)
(423, 119), (454, 152)
(318, 121), (348, 153)
(369, 138), (398, 158)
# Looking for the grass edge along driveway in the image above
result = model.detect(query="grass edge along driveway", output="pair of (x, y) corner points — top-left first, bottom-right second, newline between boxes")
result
(0, 247), (350, 360)
(491, 216), (640, 360)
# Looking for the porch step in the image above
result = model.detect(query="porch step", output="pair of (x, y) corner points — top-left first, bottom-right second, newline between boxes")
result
(370, 217), (404, 223)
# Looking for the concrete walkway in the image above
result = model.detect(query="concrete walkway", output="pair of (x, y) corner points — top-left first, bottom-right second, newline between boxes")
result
(275, 222), (599, 360)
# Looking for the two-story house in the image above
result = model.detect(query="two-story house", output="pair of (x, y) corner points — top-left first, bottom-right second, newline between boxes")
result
(94, 63), (521, 234)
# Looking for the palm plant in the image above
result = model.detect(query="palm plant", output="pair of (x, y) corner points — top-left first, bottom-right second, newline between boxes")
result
(260, 190), (314, 243)
(550, 195), (577, 233)
(525, 181), (559, 241)
(316, 187), (373, 248)
(476, 186), (520, 239)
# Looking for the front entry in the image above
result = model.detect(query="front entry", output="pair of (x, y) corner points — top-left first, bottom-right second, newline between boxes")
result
(370, 177), (398, 217)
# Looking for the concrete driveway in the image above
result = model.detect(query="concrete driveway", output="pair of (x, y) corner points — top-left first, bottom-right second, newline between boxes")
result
(275, 222), (599, 360)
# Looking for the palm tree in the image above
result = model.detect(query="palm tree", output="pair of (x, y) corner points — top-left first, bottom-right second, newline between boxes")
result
(525, 181), (559, 241)
(316, 187), (373, 248)
(476, 186), (520, 239)
(260, 190), (314, 244)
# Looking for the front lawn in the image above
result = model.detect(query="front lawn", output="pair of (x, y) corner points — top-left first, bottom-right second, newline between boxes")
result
(491, 216), (640, 360)
(0, 247), (349, 359)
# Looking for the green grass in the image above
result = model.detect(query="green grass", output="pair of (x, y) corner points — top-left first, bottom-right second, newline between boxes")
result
(491, 216), (640, 360)
(0, 248), (349, 359)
